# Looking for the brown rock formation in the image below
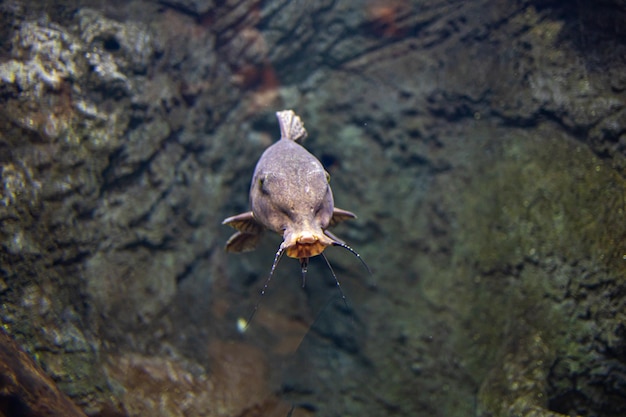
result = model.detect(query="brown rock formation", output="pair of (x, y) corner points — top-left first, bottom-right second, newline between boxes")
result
(0, 328), (86, 417)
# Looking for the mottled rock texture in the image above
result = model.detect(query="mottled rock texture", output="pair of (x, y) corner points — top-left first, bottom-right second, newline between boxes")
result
(1, 0), (625, 416)
(0, 328), (87, 417)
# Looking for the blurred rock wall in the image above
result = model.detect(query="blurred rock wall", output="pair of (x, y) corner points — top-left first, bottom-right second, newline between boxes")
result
(1, 0), (625, 416)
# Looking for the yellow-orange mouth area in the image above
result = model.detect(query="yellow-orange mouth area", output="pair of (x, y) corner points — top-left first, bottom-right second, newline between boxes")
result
(282, 230), (334, 259)
(285, 240), (328, 258)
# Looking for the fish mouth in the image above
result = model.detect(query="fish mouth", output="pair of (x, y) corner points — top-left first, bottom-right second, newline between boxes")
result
(282, 231), (332, 258)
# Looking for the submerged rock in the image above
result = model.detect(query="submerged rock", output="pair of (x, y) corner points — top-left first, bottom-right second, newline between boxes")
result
(0, 0), (625, 416)
(0, 328), (87, 417)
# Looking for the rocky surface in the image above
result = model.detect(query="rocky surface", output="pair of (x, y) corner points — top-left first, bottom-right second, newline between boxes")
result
(1, 0), (625, 416)
(0, 328), (87, 417)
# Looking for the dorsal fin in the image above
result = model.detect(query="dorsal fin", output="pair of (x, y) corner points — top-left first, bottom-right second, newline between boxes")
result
(276, 110), (307, 142)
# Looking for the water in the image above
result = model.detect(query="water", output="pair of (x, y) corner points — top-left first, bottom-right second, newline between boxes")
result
(1, 0), (625, 416)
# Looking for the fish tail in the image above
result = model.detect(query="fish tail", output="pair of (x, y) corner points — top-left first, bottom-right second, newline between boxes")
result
(276, 110), (307, 142)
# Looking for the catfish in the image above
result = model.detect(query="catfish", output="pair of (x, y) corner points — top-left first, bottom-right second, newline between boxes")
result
(223, 110), (369, 326)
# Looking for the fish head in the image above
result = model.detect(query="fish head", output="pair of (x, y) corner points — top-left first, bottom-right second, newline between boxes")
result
(250, 146), (336, 259)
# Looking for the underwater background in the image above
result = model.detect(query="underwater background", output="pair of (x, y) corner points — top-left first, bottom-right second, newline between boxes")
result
(1, 0), (625, 416)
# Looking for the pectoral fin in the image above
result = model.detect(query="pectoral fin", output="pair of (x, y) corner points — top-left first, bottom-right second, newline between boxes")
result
(222, 211), (264, 234)
(225, 231), (262, 253)
(223, 212), (265, 253)
(329, 207), (357, 227)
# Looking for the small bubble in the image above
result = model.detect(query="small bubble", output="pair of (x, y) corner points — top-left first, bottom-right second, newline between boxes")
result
(236, 317), (248, 333)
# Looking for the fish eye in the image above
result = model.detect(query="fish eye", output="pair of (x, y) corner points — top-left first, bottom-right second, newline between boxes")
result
(258, 176), (269, 195)
(325, 172), (330, 183)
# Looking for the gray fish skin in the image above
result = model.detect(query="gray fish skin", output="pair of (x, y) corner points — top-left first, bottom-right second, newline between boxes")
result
(223, 110), (356, 259)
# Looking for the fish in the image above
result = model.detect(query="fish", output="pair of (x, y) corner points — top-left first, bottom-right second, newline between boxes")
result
(222, 110), (370, 325)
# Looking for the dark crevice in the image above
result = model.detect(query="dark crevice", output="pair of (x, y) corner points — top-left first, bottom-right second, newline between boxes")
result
(51, 250), (90, 267)
(175, 248), (212, 285)
(119, 236), (172, 251)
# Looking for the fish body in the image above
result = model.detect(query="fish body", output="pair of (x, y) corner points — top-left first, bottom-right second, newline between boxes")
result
(223, 110), (369, 329)
(223, 110), (356, 261)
